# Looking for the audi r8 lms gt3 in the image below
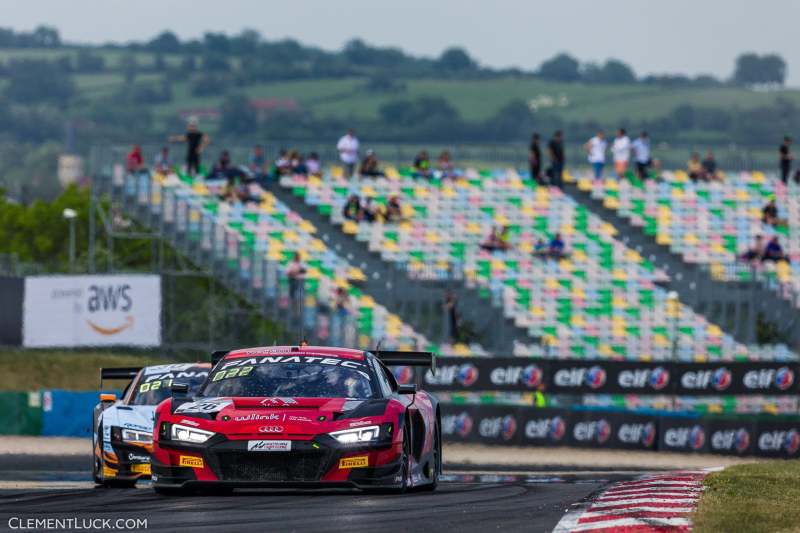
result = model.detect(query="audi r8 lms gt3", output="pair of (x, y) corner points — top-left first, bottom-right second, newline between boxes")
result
(151, 346), (441, 494)
(93, 363), (211, 487)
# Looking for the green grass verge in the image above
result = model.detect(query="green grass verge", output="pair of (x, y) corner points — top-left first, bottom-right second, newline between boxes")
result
(0, 349), (198, 391)
(694, 461), (800, 533)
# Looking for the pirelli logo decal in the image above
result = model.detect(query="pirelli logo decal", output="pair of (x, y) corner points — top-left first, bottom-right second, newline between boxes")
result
(178, 455), (204, 468)
(338, 455), (369, 469)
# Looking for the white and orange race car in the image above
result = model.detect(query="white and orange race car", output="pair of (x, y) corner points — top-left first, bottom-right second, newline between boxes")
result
(92, 363), (210, 487)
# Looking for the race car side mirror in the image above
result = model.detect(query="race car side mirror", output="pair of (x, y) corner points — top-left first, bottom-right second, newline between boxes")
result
(170, 383), (189, 395)
(100, 393), (117, 402)
(398, 384), (416, 395)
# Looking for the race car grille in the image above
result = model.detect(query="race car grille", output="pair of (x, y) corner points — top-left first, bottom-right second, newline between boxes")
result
(214, 452), (330, 482)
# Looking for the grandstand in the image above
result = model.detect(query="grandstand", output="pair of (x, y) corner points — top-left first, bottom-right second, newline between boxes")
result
(276, 166), (796, 362)
(105, 150), (799, 363)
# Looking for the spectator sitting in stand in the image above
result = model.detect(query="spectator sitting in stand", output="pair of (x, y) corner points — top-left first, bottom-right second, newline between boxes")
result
(548, 233), (567, 259)
(359, 150), (382, 177)
(413, 151), (432, 178)
(386, 195), (403, 222)
(741, 235), (765, 262)
(437, 151), (455, 178)
(342, 194), (362, 221)
(126, 144), (144, 173)
(153, 146), (170, 173)
(275, 149), (291, 176)
(702, 151), (720, 180)
(291, 151), (308, 175)
(361, 197), (377, 222)
(306, 152), (321, 176)
(287, 252), (307, 302)
(532, 239), (548, 258)
(480, 226), (510, 252)
(688, 152), (705, 181)
(763, 236), (788, 263)
(762, 199), (785, 227)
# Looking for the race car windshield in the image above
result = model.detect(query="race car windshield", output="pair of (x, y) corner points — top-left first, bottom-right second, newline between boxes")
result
(202, 362), (377, 399)
(131, 372), (208, 406)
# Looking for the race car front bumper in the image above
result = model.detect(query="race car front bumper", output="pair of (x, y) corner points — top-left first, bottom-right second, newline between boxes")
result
(152, 433), (403, 490)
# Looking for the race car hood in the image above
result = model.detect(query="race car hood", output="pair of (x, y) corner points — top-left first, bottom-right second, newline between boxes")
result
(104, 404), (156, 433)
(171, 396), (390, 436)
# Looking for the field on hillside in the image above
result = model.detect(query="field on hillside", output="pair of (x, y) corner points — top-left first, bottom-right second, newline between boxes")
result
(5, 46), (800, 134)
(0, 349), (200, 391)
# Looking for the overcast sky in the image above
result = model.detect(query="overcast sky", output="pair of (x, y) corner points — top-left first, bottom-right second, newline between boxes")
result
(6, 0), (799, 85)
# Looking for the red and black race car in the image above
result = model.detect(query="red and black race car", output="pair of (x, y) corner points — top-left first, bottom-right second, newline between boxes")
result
(151, 346), (441, 494)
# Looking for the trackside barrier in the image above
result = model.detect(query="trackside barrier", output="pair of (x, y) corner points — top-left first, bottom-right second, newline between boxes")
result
(393, 357), (800, 395)
(41, 390), (102, 438)
(0, 392), (42, 436)
(440, 404), (800, 458)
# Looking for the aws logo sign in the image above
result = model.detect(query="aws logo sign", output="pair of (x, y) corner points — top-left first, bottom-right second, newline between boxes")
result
(86, 284), (134, 336)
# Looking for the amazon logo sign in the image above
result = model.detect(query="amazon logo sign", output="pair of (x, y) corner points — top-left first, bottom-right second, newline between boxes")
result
(86, 284), (134, 335)
(23, 275), (161, 348)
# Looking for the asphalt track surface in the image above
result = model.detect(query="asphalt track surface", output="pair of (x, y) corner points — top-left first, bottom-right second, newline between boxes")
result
(0, 455), (646, 533)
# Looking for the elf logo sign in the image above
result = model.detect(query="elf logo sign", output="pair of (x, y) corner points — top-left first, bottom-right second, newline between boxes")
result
(23, 275), (161, 347)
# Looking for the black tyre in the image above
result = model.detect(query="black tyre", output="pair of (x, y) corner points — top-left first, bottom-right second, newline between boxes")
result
(105, 479), (137, 489)
(418, 420), (440, 492)
(154, 485), (189, 496)
(92, 455), (102, 485)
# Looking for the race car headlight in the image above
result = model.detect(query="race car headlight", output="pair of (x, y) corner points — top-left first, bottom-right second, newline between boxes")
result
(170, 423), (215, 444)
(329, 425), (380, 444)
(121, 428), (153, 444)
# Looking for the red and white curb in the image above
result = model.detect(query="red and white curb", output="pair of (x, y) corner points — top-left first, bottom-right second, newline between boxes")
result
(553, 468), (721, 532)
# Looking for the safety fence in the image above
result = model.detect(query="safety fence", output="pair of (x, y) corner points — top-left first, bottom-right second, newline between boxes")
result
(440, 404), (800, 459)
(400, 357), (799, 396)
(3, 390), (798, 459)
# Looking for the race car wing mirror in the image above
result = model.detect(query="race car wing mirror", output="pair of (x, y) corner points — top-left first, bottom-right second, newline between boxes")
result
(170, 383), (189, 395)
(398, 384), (416, 395)
(100, 393), (117, 402)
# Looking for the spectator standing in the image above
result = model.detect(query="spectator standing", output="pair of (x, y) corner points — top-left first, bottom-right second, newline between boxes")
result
(780, 136), (793, 184)
(287, 252), (307, 302)
(585, 130), (607, 179)
(611, 128), (631, 178)
(331, 286), (350, 346)
(444, 291), (460, 343)
(153, 146), (170, 173)
(529, 133), (543, 184)
(126, 144), (144, 173)
(631, 132), (651, 180)
(249, 145), (268, 183)
(336, 129), (360, 178)
(169, 118), (209, 177)
(547, 131), (565, 188)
